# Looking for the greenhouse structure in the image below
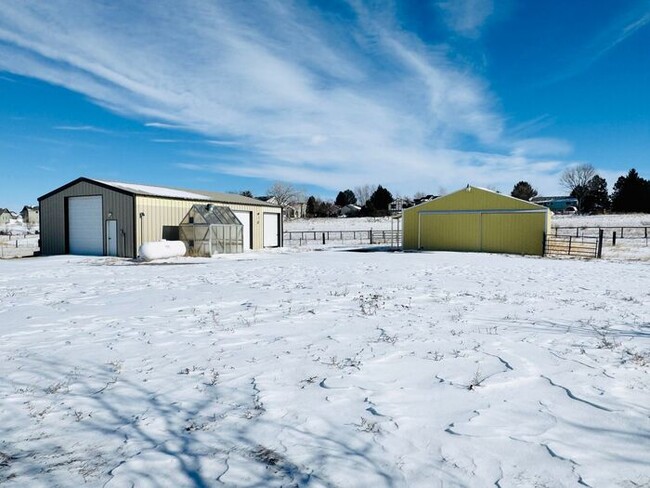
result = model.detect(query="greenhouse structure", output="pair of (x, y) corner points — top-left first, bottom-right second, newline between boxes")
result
(179, 204), (244, 256)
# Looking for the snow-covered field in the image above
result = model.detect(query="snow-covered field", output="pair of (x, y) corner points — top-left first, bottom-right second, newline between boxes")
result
(1, 250), (649, 487)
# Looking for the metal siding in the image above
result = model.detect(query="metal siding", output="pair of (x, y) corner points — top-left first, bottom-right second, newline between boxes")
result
(481, 213), (546, 255)
(39, 181), (135, 257)
(135, 196), (281, 252)
(419, 213), (481, 251)
(402, 210), (419, 249)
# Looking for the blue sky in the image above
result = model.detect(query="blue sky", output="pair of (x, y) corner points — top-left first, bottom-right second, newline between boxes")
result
(0, 0), (648, 210)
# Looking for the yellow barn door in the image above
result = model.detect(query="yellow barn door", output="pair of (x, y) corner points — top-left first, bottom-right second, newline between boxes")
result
(481, 212), (545, 255)
(419, 213), (481, 251)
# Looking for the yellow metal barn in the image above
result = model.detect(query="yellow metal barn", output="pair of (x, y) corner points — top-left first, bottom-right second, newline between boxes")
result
(403, 186), (551, 256)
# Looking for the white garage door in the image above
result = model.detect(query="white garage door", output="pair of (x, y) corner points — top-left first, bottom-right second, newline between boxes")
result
(263, 213), (280, 247)
(233, 211), (252, 250)
(68, 196), (103, 255)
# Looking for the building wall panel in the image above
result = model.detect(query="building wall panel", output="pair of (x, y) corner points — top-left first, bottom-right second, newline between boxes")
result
(481, 212), (547, 255)
(39, 181), (135, 257)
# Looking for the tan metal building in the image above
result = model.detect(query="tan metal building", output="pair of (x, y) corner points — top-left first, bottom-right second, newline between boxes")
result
(403, 186), (551, 256)
(38, 177), (283, 258)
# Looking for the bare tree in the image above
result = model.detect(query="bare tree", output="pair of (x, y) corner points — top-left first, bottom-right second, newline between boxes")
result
(354, 184), (376, 206)
(267, 182), (304, 207)
(560, 164), (596, 194)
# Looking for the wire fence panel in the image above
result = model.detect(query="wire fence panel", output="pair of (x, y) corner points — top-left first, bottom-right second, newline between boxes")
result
(553, 226), (649, 239)
(284, 230), (401, 247)
(545, 235), (599, 258)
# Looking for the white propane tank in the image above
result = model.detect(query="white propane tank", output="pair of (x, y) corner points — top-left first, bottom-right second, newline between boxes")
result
(138, 241), (187, 261)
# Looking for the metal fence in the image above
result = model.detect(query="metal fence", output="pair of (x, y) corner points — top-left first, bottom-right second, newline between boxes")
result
(284, 230), (401, 247)
(545, 235), (601, 258)
(0, 235), (40, 259)
(554, 225), (649, 240)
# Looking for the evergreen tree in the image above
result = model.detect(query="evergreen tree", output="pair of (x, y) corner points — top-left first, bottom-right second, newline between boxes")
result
(362, 185), (393, 216)
(576, 175), (609, 214)
(306, 196), (317, 218)
(510, 181), (538, 201)
(611, 169), (650, 213)
(335, 189), (357, 207)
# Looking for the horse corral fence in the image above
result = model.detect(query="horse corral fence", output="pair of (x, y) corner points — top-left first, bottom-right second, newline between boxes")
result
(284, 230), (402, 247)
(553, 225), (650, 242)
(0, 235), (40, 259)
(544, 233), (602, 259)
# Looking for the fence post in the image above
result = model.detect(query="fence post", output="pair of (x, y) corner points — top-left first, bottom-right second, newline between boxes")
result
(576, 228), (579, 237)
(322, 232), (325, 245)
(597, 229), (604, 259)
(621, 227), (624, 239)
(568, 236), (572, 255)
(542, 232), (547, 256)
(369, 230), (373, 245)
(612, 231), (617, 246)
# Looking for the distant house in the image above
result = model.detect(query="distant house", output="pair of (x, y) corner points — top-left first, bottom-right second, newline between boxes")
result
(340, 204), (361, 216)
(0, 208), (13, 225)
(413, 195), (437, 206)
(20, 205), (40, 224)
(256, 196), (307, 219)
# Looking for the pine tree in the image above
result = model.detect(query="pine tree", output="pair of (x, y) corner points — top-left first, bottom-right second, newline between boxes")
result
(577, 175), (609, 214)
(306, 196), (317, 218)
(335, 189), (357, 207)
(510, 181), (538, 201)
(363, 185), (393, 216)
(611, 169), (650, 213)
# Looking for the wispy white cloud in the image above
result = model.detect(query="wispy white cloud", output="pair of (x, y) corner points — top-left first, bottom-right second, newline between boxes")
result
(0, 1), (572, 194)
(511, 138), (573, 158)
(435, 0), (494, 37)
(145, 122), (187, 129)
(54, 125), (112, 134)
(542, 4), (650, 85)
(594, 11), (650, 59)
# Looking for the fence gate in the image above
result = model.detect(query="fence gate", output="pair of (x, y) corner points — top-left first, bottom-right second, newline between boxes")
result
(545, 230), (603, 259)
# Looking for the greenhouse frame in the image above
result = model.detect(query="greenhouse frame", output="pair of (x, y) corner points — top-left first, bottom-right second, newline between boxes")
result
(179, 204), (244, 256)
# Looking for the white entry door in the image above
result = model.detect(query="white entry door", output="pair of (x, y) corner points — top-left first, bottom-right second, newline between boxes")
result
(263, 213), (280, 247)
(68, 196), (103, 255)
(233, 211), (252, 250)
(106, 220), (117, 256)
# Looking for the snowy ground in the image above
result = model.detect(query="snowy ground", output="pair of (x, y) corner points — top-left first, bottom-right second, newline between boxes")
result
(1, 250), (649, 487)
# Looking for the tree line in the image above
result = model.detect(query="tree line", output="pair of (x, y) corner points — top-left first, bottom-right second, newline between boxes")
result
(247, 165), (649, 219)
(512, 165), (650, 214)
(307, 185), (395, 217)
